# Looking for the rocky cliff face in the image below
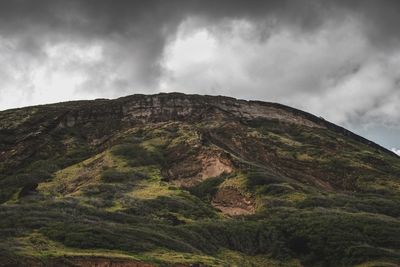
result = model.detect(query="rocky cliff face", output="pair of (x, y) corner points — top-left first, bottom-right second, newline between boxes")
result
(119, 94), (324, 127)
(1, 93), (400, 267)
(55, 93), (398, 158)
(58, 93), (324, 127)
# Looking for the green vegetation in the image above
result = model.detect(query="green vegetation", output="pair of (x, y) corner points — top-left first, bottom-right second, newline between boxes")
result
(0, 96), (400, 266)
(189, 176), (226, 201)
(111, 143), (165, 167)
(101, 169), (145, 183)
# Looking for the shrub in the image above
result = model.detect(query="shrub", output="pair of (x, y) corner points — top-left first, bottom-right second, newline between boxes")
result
(100, 169), (147, 183)
(101, 169), (128, 183)
(111, 143), (165, 166)
(246, 170), (282, 188)
(189, 176), (225, 201)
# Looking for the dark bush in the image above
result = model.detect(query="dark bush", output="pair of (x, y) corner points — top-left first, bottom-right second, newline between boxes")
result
(189, 175), (225, 201)
(100, 169), (145, 183)
(111, 143), (165, 166)
(101, 169), (129, 183)
(246, 170), (282, 188)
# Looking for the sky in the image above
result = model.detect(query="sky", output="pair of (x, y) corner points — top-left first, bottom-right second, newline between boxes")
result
(0, 0), (399, 153)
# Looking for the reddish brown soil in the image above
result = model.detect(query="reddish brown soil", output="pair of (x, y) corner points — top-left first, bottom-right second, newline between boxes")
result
(164, 147), (233, 188)
(70, 257), (154, 267)
(212, 187), (255, 216)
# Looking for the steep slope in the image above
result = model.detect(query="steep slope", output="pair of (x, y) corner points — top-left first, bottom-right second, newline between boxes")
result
(0, 93), (399, 267)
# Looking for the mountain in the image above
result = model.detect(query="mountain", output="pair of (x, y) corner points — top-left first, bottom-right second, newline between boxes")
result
(0, 93), (399, 267)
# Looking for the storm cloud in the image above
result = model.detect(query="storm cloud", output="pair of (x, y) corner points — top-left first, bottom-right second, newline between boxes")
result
(0, 0), (399, 149)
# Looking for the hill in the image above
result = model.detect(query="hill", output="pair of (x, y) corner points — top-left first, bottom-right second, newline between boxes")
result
(0, 93), (400, 266)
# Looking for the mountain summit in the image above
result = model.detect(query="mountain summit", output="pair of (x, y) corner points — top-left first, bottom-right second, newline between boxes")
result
(1, 93), (399, 266)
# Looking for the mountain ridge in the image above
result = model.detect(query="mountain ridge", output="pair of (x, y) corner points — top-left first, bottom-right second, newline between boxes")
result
(1, 92), (400, 266)
(2, 92), (395, 157)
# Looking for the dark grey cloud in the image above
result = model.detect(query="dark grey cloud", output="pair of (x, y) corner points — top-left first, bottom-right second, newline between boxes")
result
(1, 0), (400, 50)
(0, 0), (400, 149)
(0, 0), (397, 91)
(0, 0), (396, 84)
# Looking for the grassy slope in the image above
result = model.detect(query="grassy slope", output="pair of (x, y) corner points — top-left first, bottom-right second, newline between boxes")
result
(0, 100), (400, 267)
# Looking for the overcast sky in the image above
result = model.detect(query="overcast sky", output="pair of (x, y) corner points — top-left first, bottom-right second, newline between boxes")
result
(0, 0), (399, 153)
